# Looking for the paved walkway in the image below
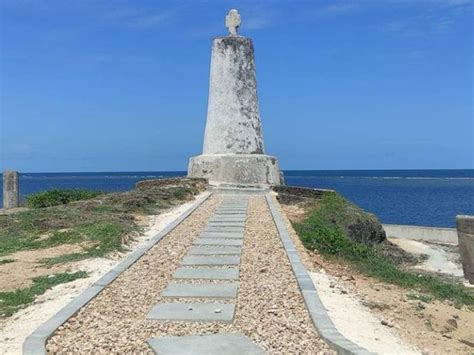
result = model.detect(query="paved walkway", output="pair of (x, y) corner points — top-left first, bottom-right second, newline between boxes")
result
(40, 193), (333, 354)
(146, 195), (265, 353)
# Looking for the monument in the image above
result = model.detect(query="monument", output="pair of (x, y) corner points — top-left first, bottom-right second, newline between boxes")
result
(188, 9), (282, 187)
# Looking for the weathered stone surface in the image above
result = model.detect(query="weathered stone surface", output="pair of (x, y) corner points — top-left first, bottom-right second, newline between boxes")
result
(3, 171), (19, 209)
(147, 303), (235, 322)
(181, 255), (240, 266)
(194, 238), (243, 246)
(148, 333), (265, 355)
(161, 283), (238, 298)
(174, 267), (240, 280)
(188, 246), (242, 255)
(200, 233), (244, 239)
(203, 36), (263, 155)
(187, 34), (281, 186)
(188, 154), (281, 186)
(205, 227), (245, 233)
(457, 215), (474, 284)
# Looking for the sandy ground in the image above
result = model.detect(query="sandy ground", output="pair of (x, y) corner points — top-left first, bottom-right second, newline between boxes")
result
(0, 194), (204, 355)
(0, 244), (88, 291)
(278, 201), (474, 354)
(390, 238), (463, 277)
(310, 270), (419, 354)
(46, 195), (331, 353)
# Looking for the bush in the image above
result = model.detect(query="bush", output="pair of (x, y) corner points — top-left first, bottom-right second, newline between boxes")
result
(26, 189), (101, 208)
(293, 193), (474, 307)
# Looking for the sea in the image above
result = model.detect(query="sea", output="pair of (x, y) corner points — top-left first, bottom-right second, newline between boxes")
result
(1, 170), (473, 228)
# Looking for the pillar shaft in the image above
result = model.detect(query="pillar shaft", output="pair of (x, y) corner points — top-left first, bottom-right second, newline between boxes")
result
(3, 171), (19, 209)
(203, 36), (265, 155)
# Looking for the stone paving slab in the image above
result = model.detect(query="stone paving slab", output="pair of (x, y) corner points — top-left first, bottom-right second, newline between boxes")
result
(213, 213), (247, 217)
(208, 223), (246, 228)
(182, 255), (240, 266)
(201, 231), (244, 236)
(208, 222), (246, 226)
(188, 246), (242, 255)
(161, 283), (238, 298)
(215, 210), (247, 213)
(174, 267), (240, 280)
(148, 333), (265, 355)
(209, 219), (246, 223)
(147, 303), (235, 322)
(205, 228), (245, 233)
(199, 234), (244, 240)
(194, 238), (244, 246)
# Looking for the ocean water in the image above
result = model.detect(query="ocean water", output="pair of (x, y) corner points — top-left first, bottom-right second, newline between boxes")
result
(1, 170), (473, 228)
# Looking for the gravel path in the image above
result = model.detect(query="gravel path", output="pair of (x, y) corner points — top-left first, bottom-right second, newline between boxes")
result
(47, 195), (331, 353)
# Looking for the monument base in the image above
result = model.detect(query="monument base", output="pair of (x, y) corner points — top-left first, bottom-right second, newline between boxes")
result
(188, 154), (281, 187)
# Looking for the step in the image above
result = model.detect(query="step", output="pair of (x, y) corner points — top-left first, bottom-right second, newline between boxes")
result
(161, 283), (238, 298)
(188, 246), (242, 255)
(174, 267), (240, 280)
(181, 255), (240, 266)
(194, 238), (244, 247)
(200, 232), (244, 239)
(148, 333), (265, 355)
(147, 303), (235, 322)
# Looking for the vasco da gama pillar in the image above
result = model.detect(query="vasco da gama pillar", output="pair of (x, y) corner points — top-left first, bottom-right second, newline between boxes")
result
(188, 9), (281, 186)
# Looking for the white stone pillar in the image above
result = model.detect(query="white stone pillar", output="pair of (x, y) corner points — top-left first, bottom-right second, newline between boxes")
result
(203, 36), (265, 155)
(457, 215), (474, 284)
(188, 10), (281, 187)
(3, 171), (19, 209)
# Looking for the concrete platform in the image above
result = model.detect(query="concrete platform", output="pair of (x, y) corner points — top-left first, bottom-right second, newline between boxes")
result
(161, 283), (238, 298)
(147, 303), (235, 322)
(174, 267), (240, 280)
(181, 255), (240, 266)
(148, 332), (265, 355)
(188, 246), (242, 255)
(194, 238), (244, 247)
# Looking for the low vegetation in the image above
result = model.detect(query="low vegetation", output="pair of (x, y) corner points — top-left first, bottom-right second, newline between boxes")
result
(0, 271), (88, 317)
(0, 178), (207, 317)
(26, 189), (102, 208)
(293, 192), (474, 307)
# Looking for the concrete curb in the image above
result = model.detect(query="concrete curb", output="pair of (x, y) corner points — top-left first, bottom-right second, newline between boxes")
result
(23, 191), (213, 355)
(383, 224), (458, 245)
(265, 194), (373, 355)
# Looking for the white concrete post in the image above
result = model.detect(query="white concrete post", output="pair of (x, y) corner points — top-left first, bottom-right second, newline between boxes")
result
(3, 171), (20, 209)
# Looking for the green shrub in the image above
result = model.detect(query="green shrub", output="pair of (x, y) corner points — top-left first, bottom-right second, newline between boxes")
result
(26, 189), (101, 208)
(294, 192), (474, 307)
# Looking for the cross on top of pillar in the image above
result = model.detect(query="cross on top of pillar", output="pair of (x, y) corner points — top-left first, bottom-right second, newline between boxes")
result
(225, 9), (241, 36)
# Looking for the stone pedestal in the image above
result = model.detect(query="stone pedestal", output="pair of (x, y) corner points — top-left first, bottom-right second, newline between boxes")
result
(188, 35), (281, 186)
(188, 154), (281, 186)
(3, 171), (19, 209)
(456, 215), (474, 284)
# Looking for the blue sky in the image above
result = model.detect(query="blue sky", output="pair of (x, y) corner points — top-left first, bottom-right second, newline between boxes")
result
(1, 0), (472, 172)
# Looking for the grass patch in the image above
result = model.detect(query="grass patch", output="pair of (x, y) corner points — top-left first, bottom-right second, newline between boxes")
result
(0, 271), (88, 317)
(0, 179), (204, 260)
(41, 222), (131, 266)
(27, 189), (102, 208)
(294, 192), (474, 307)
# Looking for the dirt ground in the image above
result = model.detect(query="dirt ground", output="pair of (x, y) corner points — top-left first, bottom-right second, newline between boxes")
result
(0, 244), (87, 291)
(280, 203), (474, 354)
